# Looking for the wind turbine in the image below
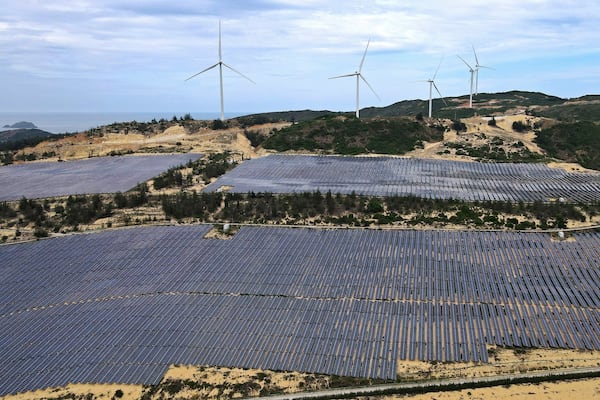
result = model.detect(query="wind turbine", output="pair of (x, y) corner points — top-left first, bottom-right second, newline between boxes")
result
(185, 20), (255, 122)
(421, 58), (448, 118)
(329, 39), (380, 119)
(457, 55), (475, 108)
(472, 46), (492, 95)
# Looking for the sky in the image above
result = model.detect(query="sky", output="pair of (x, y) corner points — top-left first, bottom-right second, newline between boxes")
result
(1, 0), (599, 115)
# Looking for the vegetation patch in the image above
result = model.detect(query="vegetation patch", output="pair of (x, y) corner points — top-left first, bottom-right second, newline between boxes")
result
(535, 121), (600, 170)
(262, 115), (443, 155)
(444, 141), (547, 163)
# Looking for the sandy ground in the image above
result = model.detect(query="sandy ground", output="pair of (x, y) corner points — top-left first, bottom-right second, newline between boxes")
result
(397, 348), (600, 381)
(3, 349), (600, 400)
(405, 114), (593, 174)
(385, 378), (600, 399)
(21, 121), (287, 162)
(1, 383), (143, 400)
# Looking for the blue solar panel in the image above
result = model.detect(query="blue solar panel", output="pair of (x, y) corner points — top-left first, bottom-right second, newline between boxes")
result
(0, 225), (599, 395)
(203, 155), (600, 202)
(0, 153), (203, 201)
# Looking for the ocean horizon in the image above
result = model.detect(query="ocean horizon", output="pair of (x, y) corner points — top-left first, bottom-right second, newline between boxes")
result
(0, 111), (247, 134)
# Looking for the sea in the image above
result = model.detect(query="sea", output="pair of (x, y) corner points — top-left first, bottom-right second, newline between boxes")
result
(0, 111), (246, 134)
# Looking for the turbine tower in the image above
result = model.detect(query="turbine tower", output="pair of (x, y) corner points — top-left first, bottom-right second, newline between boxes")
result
(421, 58), (447, 118)
(186, 20), (255, 122)
(457, 55), (475, 108)
(329, 39), (380, 118)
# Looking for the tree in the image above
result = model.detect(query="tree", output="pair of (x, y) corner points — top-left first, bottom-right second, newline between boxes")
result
(452, 120), (467, 132)
(488, 117), (497, 127)
(211, 119), (227, 130)
(512, 120), (529, 132)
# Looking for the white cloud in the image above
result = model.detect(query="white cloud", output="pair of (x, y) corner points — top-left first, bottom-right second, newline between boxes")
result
(0, 0), (598, 112)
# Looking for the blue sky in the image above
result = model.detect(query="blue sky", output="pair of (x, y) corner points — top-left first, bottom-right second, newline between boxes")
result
(1, 0), (599, 114)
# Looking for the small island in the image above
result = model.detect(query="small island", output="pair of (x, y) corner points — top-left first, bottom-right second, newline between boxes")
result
(2, 121), (38, 129)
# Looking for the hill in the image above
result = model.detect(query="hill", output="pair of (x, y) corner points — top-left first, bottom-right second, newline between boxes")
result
(2, 91), (598, 170)
(237, 91), (598, 122)
(536, 121), (600, 170)
(237, 110), (339, 124)
(262, 115), (444, 155)
(0, 128), (53, 144)
(2, 121), (38, 129)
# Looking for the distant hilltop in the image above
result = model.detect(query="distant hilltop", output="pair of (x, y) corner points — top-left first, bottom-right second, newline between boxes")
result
(0, 128), (53, 145)
(2, 121), (38, 129)
(238, 91), (600, 122)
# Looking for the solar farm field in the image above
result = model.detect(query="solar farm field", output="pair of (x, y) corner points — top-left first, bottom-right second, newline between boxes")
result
(0, 153), (202, 201)
(203, 155), (600, 202)
(1, 225), (599, 395)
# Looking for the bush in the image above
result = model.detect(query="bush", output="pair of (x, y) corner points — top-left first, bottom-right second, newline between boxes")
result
(211, 119), (227, 130)
(512, 120), (530, 132)
(452, 120), (467, 132)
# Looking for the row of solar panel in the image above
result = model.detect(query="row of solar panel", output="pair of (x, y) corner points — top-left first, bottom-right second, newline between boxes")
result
(2, 227), (598, 315)
(0, 154), (203, 201)
(1, 225), (599, 394)
(203, 155), (600, 202)
(3, 292), (600, 395)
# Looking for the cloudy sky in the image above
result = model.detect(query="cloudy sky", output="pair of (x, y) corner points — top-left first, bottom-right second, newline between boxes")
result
(1, 0), (599, 114)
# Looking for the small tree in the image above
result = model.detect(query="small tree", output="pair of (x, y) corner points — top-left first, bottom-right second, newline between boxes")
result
(488, 117), (497, 127)
(211, 119), (227, 130)
(452, 120), (467, 132)
(512, 120), (529, 132)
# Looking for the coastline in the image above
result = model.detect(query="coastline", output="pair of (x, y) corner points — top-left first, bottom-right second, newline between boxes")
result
(0, 111), (243, 134)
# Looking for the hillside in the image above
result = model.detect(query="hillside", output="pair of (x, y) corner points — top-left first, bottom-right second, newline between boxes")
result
(262, 115), (444, 155)
(237, 91), (599, 122)
(0, 128), (53, 145)
(536, 121), (600, 170)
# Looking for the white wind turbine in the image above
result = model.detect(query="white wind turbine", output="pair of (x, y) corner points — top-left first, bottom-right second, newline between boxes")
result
(421, 58), (448, 118)
(472, 46), (492, 95)
(186, 20), (255, 122)
(329, 39), (380, 118)
(457, 55), (475, 108)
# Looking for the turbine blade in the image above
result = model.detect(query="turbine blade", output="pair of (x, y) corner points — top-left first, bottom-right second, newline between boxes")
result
(329, 73), (358, 79)
(358, 39), (370, 73)
(218, 20), (222, 61)
(359, 74), (380, 101)
(432, 56), (444, 81)
(457, 55), (473, 70)
(222, 62), (256, 84)
(433, 82), (448, 106)
(185, 63), (220, 81)
(478, 64), (494, 70)
(472, 45), (480, 66)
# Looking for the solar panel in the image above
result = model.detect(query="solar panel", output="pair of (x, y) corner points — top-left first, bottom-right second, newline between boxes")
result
(203, 155), (600, 203)
(0, 225), (599, 395)
(0, 153), (203, 201)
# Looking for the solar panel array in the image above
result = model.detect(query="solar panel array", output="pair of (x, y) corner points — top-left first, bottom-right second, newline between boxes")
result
(1, 225), (599, 395)
(203, 155), (600, 202)
(0, 153), (203, 201)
